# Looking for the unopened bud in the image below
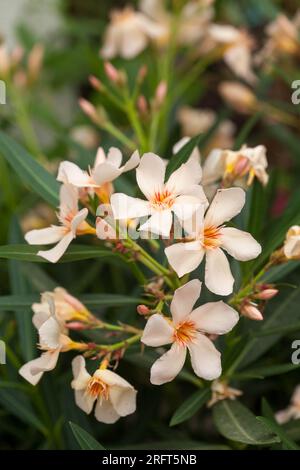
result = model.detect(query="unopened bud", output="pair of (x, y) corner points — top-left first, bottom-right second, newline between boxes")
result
(241, 304), (263, 321)
(79, 98), (105, 126)
(66, 321), (87, 331)
(104, 61), (119, 83)
(219, 81), (257, 113)
(27, 44), (44, 83)
(255, 288), (279, 300)
(137, 95), (148, 115)
(154, 81), (167, 107)
(89, 75), (105, 92)
(137, 304), (150, 316)
(0, 45), (10, 78)
(234, 155), (250, 177)
(137, 65), (148, 84)
(11, 45), (24, 68)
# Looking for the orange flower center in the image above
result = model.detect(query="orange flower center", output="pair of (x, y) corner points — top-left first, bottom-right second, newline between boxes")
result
(151, 189), (175, 211)
(173, 320), (196, 346)
(86, 377), (109, 399)
(203, 225), (222, 250)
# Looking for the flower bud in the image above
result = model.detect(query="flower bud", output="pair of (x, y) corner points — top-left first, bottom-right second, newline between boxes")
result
(255, 288), (278, 300)
(137, 304), (150, 316)
(66, 321), (87, 331)
(241, 304), (263, 321)
(27, 44), (44, 83)
(154, 81), (167, 107)
(79, 98), (106, 126)
(137, 65), (148, 84)
(137, 95), (148, 115)
(89, 75), (105, 92)
(233, 155), (250, 177)
(104, 61), (119, 83)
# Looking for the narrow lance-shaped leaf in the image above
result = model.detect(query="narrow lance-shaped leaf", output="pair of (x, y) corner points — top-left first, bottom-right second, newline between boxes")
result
(69, 422), (106, 450)
(170, 387), (211, 426)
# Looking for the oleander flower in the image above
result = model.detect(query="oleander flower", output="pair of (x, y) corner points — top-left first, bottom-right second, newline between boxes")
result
(203, 144), (269, 190)
(219, 81), (257, 114)
(32, 288), (93, 325)
(19, 296), (83, 385)
(100, 6), (167, 59)
(276, 385), (300, 424)
(71, 356), (137, 423)
(57, 147), (140, 202)
(141, 279), (239, 384)
(25, 184), (94, 263)
(111, 152), (207, 237)
(208, 24), (256, 84)
(165, 188), (261, 295)
(207, 380), (243, 407)
(283, 226), (300, 259)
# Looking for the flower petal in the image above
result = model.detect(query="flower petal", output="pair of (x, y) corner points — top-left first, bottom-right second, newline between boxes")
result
(38, 232), (74, 263)
(166, 163), (198, 195)
(71, 355), (91, 390)
(94, 397), (120, 423)
(141, 314), (174, 347)
(150, 343), (186, 385)
(71, 208), (89, 235)
(220, 227), (261, 261)
(136, 153), (165, 199)
(165, 241), (204, 278)
(59, 184), (78, 220)
(38, 316), (61, 349)
(205, 248), (234, 295)
(173, 195), (203, 222)
(111, 193), (150, 220)
(93, 162), (122, 186)
(189, 301), (239, 334)
(74, 390), (96, 415)
(57, 161), (91, 187)
(204, 188), (245, 227)
(120, 150), (140, 172)
(139, 209), (172, 237)
(25, 226), (64, 245)
(170, 279), (202, 324)
(19, 359), (44, 386)
(106, 147), (123, 168)
(19, 350), (60, 385)
(188, 333), (221, 381)
(96, 218), (117, 240)
(109, 386), (137, 417)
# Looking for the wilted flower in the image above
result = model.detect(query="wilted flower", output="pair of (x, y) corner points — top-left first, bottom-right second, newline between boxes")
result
(111, 152), (207, 237)
(219, 81), (257, 114)
(165, 188), (261, 295)
(283, 226), (300, 260)
(276, 385), (300, 424)
(141, 279), (239, 384)
(25, 184), (94, 263)
(71, 356), (137, 423)
(202, 144), (269, 190)
(208, 380), (243, 407)
(100, 6), (167, 59)
(57, 147), (140, 203)
(19, 296), (85, 385)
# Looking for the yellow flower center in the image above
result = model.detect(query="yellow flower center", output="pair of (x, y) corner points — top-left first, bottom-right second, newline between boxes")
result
(86, 377), (109, 399)
(203, 225), (222, 249)
(173, 320), (196, 346)
(151, 189), (175, 211)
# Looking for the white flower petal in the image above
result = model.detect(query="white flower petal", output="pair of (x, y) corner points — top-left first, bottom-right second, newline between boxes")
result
(189, 301), (239, 334)
(25, 226), (64, 245)
(166, 163), (198, 195)
(96, 369), (134, 388)
(139, 210), (172, 237)
(188, 333), (221, 381)
(170, 279), (202, 325)
(38, 232), (74, 263)
(150, 343), (187, 385)
(94, 147), (106, 166)
(19, 350), (60, 385)
(70, 208), (89, 235)
(141, 314), (174, 347)
(220, 227), (261, 261)
(38, 316), (61, 349)
(96, 218), (117, 240)
(106, 147), (123, 168)
(173, 195), (203, 222)
(204, 188), (245, 227)
(74, 390), (96, 415)
(19, 359), (44, 385)
(136, 153), (165, 199)
(111, 193), (150, 220)
(93, 162), (122, 186)
(202, 149), (224, 185)
(205, 248), (234, 295)
(109, 386), (137, 417)
(94, 398), (120, 423)
(59, 184), (78, 220)
(71, 355), (91, 390)
(165, 241), (204, 278)
(120, 150), (140, 172)
(57, 161), (91, 187)
(120, 28), (148, 59)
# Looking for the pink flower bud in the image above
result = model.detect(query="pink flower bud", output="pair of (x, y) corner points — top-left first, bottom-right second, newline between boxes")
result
(137, 65), (148, 83)
(155, 81), (167, 106)
(79, 98), (104, 125)
(104, 61), (119, 83)
(89, 75), (104, 92)
(242, 304), (263, 321)
(137, 304), (150, 315)
(27, 44), (44, 82)
(66, 321), (86, 330)
(137, 95), (148, 115)
(234, 156), (250, 176)
(255, 288), (279, 300)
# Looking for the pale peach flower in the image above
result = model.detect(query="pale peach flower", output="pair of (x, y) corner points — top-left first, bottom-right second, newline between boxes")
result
(276, 386), (300, 424)
(207, 380), (243, 407)
(219, 81), (257, 114)
(284, 226), (300, 260)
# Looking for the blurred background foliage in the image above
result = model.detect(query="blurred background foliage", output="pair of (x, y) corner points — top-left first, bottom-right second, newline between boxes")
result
(0, 0), (300, 450)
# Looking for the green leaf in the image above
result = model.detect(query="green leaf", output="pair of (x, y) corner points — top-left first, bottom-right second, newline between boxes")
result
(233, 112), (262, 150)
(170, 388), (210, 426)
(114, 441), (230, 450)
(0, 131), (59, 206)
(283, 419), (300, 442)
(69, 422), (105, 450)
(0, 244), (117, 263)
(259, 399), (300, 450)
(213, 400), (280, 446)
(0, 388), (47, 435)
(0, 293), (143, 310)
(234, 363), (300, 380)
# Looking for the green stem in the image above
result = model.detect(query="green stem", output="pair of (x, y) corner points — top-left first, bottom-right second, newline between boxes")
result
(96, 333), (142, 352)
(102, 121), (136, 151)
